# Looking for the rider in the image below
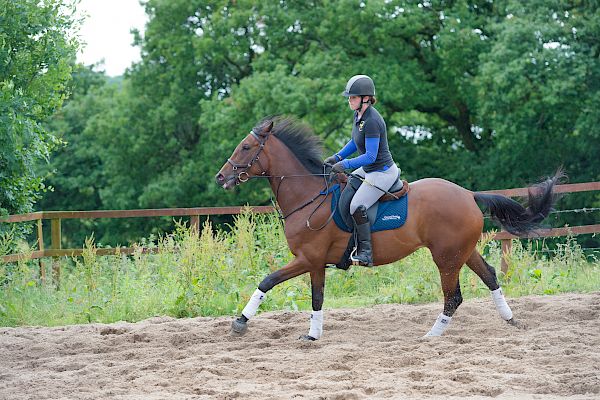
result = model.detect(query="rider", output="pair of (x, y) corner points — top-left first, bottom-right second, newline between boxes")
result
(325, 75), (399, 267)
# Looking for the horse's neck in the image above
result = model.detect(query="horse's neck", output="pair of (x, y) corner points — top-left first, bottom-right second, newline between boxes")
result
(267, 137), (324, 217)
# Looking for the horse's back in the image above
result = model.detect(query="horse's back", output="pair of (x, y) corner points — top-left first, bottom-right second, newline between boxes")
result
(408, 178), (475, 203)
(406, 178), (483, 248)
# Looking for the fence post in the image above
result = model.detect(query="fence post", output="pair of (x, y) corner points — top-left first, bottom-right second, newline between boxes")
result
(500, 238), (512, 274)
(50, 218), (62, 286)
(190, 215), (200, 236)
(37, 218), (45, 283)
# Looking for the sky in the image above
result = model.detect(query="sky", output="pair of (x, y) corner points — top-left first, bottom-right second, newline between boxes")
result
(76, 0), (148, 76)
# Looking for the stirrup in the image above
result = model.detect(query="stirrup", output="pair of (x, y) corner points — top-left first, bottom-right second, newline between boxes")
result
(350, 247), (359, 265)
(350, 247), (372, 266)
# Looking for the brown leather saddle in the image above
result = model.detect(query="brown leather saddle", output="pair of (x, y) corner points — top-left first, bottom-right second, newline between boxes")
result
(334, 172), (409, 232)
(330, 173), (409, 270)
(335, 173), (410, 201)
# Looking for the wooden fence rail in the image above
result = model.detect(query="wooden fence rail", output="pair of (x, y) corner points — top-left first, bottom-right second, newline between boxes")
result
(2, 182), (599, 275)
(479, 181), (600, 272)
(0, 206), (274, 264)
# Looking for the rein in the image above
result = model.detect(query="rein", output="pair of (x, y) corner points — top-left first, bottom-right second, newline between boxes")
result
(276, 168), (337, 231)
(227, 129), (330, 182)
(266, 167), (337, 231)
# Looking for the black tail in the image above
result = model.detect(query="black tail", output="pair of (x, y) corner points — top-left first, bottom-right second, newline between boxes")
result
(474, 170), (565, 237)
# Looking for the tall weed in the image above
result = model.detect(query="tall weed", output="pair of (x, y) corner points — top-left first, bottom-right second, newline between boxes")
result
(0, 212), (598, 327)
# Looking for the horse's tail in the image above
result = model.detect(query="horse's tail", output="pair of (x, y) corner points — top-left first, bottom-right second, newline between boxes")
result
(474, 170), (565, 237)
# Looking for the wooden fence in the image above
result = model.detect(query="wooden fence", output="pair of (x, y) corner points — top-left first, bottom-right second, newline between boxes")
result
(479, 182), (600, 271)
(0, 206), (274, 263)
(2, 182), (599, 275)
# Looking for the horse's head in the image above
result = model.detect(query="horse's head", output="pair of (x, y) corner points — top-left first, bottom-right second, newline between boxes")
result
(215, 119), (274, 190)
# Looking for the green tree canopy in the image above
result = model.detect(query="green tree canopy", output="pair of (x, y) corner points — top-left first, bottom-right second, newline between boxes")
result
(0, 0), (78, 217)
(41, 0), (600, 246)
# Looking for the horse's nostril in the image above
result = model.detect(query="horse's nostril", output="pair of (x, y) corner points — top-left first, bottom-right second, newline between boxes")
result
(216, 174), (224, 183)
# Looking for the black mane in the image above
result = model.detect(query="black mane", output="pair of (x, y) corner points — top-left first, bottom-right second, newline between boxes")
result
(254, 116), (324, 175)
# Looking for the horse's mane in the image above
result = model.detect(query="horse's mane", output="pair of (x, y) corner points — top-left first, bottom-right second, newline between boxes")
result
(254, 116), (324, 175)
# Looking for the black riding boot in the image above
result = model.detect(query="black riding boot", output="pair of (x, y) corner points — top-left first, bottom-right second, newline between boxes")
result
(350, 205), (373, 266)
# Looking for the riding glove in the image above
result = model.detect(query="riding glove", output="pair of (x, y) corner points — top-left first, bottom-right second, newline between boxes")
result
(331, 161), (346, 174)
(324, 155), (339, 165)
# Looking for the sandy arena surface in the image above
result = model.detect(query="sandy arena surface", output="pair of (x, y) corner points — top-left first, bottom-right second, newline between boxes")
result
(1, 292), (599, 400)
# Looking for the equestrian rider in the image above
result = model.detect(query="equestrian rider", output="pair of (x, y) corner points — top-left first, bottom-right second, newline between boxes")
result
(325, 75), (399, 267)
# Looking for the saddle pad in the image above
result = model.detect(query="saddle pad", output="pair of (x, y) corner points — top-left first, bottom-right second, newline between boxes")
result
(330, 184), (408, 233)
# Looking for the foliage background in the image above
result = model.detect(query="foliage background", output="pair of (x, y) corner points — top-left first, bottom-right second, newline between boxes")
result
(0, 0), (598, 249)
(1, 0), (78, 218)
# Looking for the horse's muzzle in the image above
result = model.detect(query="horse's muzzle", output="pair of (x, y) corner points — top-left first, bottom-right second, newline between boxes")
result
(215, 173), (237, 190)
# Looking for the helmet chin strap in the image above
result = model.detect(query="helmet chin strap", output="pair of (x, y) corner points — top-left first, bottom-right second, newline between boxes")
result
(354, 95), (371, 112)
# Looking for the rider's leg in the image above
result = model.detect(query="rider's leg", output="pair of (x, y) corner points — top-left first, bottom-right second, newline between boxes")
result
(348, 164), (399, 214)
(350, 205), (373, 266)
(349, 164), (398, 266)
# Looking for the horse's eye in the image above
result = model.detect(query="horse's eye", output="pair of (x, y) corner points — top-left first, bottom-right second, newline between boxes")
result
(242, 144), (251, 150)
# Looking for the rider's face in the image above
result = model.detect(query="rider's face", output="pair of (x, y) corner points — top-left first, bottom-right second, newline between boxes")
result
(348, 95), (362, 111)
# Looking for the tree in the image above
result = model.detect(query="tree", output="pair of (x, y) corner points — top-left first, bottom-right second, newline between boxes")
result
(476, 0), (600, 185)
(41, 0), (600, 247)
(0, 0), (79, 218)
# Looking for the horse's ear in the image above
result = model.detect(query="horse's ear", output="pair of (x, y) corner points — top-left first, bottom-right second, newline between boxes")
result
(263, 120), (274, 135)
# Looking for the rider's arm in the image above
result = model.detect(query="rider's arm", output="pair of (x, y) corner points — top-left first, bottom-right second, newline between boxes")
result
(334, 139), (357, 161)
(342, 137), (379, 169)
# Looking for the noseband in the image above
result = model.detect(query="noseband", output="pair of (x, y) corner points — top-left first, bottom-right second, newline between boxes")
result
(226, 130), (269, 183)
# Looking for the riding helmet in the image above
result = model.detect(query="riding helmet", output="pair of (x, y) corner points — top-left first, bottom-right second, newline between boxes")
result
(342, 75), (375, 97)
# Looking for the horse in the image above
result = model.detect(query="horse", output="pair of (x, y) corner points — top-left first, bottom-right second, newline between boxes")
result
(215, 116), (562, 340)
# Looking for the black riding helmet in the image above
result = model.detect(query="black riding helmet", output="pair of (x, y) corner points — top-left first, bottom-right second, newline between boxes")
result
(342, 75), (375, 111)
(341, 75), (375, 97)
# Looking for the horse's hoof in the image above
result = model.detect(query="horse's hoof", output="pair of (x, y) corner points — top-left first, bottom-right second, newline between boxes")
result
(298, 335), (317, 341)
(507, 318), (526, 330)
(231, 318), (248, 336)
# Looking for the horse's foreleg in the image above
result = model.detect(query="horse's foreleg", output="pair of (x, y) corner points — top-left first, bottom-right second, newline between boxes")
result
(231, 257), (309, 335)
(299, 267), (326, 341)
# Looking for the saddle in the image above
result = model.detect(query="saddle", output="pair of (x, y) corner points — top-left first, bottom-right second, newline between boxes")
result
(335, 172), (409, 230)
(329, 173), (409, 270)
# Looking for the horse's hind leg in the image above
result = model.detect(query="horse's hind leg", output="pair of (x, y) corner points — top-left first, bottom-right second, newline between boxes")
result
(466, 251), (521, 327)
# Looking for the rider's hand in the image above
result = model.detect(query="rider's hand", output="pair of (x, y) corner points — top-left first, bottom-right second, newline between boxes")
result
(324, 155), (339, 165)
(331, 161), (346, 174)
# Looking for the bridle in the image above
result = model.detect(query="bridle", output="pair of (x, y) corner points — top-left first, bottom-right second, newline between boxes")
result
(226, 129), (269, 184)
(225, 129), (337, 230)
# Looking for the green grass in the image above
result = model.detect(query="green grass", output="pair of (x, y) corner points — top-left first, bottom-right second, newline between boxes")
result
(1, 210), (598, 327)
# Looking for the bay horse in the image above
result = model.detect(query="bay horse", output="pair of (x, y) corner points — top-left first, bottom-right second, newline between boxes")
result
(215, 117), (561, 340)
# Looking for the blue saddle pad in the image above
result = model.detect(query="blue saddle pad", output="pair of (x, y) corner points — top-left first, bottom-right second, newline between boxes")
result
(329, 184), (408, 233)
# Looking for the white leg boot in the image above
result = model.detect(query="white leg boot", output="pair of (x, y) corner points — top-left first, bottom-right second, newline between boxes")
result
(425, 313), (452, 337)
(307, 310), (323, 340)
(241, 289), (266, 319)
(491, 288), (513, 321)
